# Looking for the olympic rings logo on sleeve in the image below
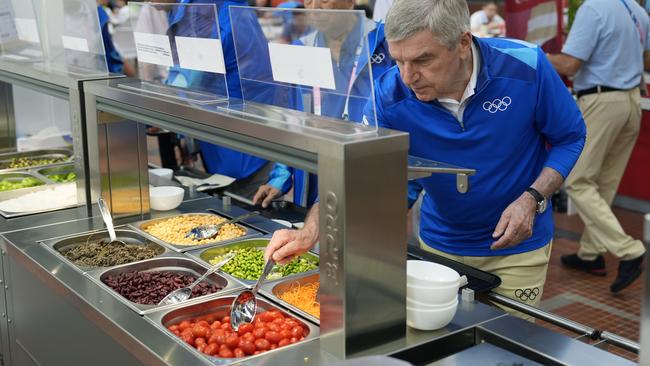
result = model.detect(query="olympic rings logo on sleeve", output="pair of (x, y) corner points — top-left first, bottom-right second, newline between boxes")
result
(482, 96), (512, 113)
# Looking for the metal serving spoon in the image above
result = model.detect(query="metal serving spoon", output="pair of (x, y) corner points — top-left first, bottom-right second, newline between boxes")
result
(185, 211), (260, 240)
(230, 259), (275, 331)
(97, 198), (126, 246)
(158, 252), (235, 306)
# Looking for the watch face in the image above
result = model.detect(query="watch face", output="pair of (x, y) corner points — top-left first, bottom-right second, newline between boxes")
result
(538, 199), (548, 213)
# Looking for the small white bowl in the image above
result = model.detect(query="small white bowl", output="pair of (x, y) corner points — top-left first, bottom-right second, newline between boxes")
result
(407, 260), (460, 287)
(407, 296), (457, 310)
(149, 186), (184, 211)
(407, 282), (460, 305)
(407, 301), (458, 331)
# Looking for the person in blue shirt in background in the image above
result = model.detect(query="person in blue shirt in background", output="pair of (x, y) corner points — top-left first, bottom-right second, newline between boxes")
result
(264, 0), (586, 318)
(252, 0), (395, 208)
(97, 2), (135, 76)
(166, 0), (272, 198)
(548, 0), (650, 293)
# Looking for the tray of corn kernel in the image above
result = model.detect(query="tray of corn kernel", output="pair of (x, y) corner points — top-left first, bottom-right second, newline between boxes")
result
(130, 213), (261, 252)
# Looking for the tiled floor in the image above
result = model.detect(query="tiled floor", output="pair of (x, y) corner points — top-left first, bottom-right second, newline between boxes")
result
(539, 208), (647, 362)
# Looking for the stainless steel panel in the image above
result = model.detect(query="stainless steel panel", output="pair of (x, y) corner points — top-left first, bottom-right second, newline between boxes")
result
(0, 81), (16, 153)
(131, 213), (261, 253)
(0, 148), (73, 173)
(188, 238), (319, 286)
(0, 171), (82, 218)
(88, 256), (243, 315)
(40, 227), (168, 274)
(260, 272), (320, 325)
(430, 342), (543, 366)
(146, 294), (320, 364)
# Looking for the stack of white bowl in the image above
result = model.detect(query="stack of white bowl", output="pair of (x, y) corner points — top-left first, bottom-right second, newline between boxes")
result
(406, 260), (464, 330)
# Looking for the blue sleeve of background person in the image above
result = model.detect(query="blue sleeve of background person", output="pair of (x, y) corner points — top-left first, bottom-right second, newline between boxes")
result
(562, 4), (600, 61)
(267, 163), (294, 194)
(535, 47), (586, 178)
(98, 6), (124, 74)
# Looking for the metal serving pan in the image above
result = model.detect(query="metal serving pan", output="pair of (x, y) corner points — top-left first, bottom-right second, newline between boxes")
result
(146, 294), (319, 365)
(87, 256), (243, 315)
(35, 163), (76, 183)
(188, 238), (319, 286)
(260, 272), (320, 325)
(0, 171), (71, 218)
(40, 228), (170, 274)
(130, 213), (261, 253)
(0, 148), (73, 173)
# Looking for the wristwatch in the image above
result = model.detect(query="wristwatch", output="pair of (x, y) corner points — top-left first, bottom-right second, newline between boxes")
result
(526, 187), (548, 214)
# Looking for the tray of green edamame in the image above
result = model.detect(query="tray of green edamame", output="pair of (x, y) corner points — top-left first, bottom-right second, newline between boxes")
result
(188, 238), (319, 286)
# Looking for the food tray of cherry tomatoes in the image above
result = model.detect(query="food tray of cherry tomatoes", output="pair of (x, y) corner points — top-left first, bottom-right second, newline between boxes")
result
(146, 294), (319, 362)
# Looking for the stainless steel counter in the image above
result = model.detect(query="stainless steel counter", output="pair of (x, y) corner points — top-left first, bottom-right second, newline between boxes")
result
(0, 196), (639, 365)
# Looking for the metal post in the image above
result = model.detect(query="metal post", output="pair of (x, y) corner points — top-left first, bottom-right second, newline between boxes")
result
(0, 82), (16, 153)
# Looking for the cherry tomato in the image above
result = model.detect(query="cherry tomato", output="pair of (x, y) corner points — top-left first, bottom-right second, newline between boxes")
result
(278, 338), (290, 347)
(173, 330), (181, 337)
(225, 334), (240, 349)
(285, 320), (299, 329)
(289, 337), (298, 344)
(254, 321), (267, 329)
(270, 310), (284, 319)
(219, 348), (234, 358)
(265, 331), (282, 344)
(204, 343), (218, 356)
(280, 329), (292, 339)
(272, 318), (284, 325)
(197, 320), (210, 328)
(254, 338), (271, 351)
(254, 351), (261, 355)
(205, 315), (216, 324)
(239, 340), (256, 355)
(197, 343), (207, 353)
(253, 327), (266, 339)
(220, 322), (231, 331)
(192, 325), (208, 338)
(267, 323), (280, 332)
(168, 325), (179, 332)
(291, 326), (304, 338)
(221, 316), (231, 324)
(242, 332), (256, 343)
(220, 344), (230, 351)
(178, 320), (192, 331)
(279, 323), (291, 331)
(233, 348), (246, 358)
(260, 312), (275, 323)
(270, 344), (278, 350)
(210, 321), (221, 330)
(194, 337), (207, 347)
(181, 333), (195, 346)
(238, 323), (254, 336)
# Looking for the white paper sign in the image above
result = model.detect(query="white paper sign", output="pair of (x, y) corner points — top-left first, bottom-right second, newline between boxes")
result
(268, 43), (336, 90)
(14, 18), (40, 43)
(61, 35), (89, 52)
(133, 32), (173, 67)
(175, 36), (226, 74)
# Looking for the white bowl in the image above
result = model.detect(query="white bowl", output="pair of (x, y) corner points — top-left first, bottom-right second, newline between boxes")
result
(407, 296), (457, 310)
(407, 260), (460, 287)
(407, 282), (460, 305)
(149, 186), (184, 211)
(407, 301), (458, 331)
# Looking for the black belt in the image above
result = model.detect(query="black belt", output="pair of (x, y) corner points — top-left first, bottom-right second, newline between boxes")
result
(575, 86), (625, 98)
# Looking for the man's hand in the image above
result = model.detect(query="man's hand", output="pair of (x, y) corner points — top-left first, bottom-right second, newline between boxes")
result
(253, 184), (281, 208)
(264, 228), (318, 264)
(491, 192), (537, 250)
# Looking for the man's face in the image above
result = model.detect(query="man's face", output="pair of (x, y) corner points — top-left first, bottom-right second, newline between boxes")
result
(388, 30), (472, 102)
(484, 4), (498, 20)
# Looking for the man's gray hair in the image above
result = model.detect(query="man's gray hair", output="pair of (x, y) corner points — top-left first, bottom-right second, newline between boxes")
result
(385, 0), (470, 49)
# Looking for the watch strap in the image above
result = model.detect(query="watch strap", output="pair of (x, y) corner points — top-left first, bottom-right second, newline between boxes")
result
(526, 187), (544, 204)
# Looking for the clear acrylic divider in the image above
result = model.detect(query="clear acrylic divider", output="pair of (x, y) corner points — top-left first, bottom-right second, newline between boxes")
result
(0, 0), (44, 63)
(122, 2), (228, 104)
(30, 0), (108, 77)
(230, 6), (378, 136)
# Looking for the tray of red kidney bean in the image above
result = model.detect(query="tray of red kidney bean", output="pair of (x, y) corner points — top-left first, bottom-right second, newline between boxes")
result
(88, 256), (243, 315)
(147, 295), (319, 360)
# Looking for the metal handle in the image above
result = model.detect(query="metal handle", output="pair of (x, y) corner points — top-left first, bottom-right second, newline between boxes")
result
(252, 260), (275, 296)
(97, 198), (117, 242)
(187, 252), (235, 291)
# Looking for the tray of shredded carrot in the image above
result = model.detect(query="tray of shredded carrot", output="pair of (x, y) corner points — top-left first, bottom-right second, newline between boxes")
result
(263, 273), (320, 324)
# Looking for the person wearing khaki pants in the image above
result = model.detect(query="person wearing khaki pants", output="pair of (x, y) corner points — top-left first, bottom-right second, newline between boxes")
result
(548, 0), (650, 293)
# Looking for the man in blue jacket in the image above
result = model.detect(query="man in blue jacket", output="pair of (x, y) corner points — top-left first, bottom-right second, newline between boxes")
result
(166, 0), (271, 198)
(252, 0), (395, 208)
(265, 0), (586, 313)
